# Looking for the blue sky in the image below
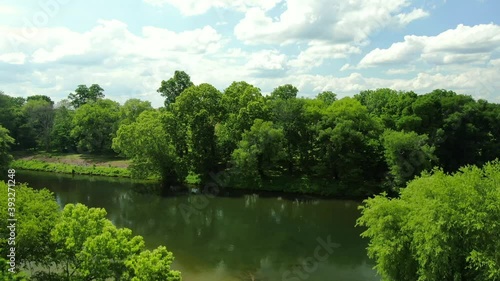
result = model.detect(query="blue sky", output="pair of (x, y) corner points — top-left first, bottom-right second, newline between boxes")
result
(0, 0), (499, 107)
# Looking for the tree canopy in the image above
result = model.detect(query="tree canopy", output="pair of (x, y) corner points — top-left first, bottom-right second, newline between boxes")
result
(357, 161), (500, 281)
(0, 182), (182, 281)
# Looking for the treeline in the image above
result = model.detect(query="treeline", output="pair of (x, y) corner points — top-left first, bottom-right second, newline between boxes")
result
(1, 71), (500, 196)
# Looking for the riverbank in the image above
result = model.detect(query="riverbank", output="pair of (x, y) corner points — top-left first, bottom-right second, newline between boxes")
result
(11, 152), (378, 199)
(11, 159), (133, 177)
(11, 152), (200, 183)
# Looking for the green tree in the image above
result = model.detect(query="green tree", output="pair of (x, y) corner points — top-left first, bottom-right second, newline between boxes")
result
(358, 160), (500, 281)
(22, 97), (55, 151)
(381, 130), (436, 187)
(315, 98), (385, 190)
(119, 98), (153, 125)
(71, 99), (120, 153)
(217, 81), (266, 162)
(317, 91), (337, 105)
(0, 182), (60, 267)
(0, 257), (27, 280)
(173, 83), (224, 181)
(269, 84), (298, 100)
(112, 110), (187, 185)
(51, 203), (181, 281)
(231, 119), (285, 187)
(124, 246), (181, 281)
(51, 100), (76, 152)
(0, 92), (34, 150)
(0, 126), (14, 172)
(157, 70), (194, 107)
(68, 84), (105, 109)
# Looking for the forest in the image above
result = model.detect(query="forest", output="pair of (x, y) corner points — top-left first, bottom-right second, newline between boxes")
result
(1, 70), (500, 197)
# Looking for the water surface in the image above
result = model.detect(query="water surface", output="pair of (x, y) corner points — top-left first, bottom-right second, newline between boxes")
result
(17, 170), (379, 281)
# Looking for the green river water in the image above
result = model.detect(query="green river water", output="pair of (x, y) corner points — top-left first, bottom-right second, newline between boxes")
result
(16, 170), (380, 281)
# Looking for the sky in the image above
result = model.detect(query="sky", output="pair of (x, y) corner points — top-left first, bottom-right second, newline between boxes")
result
(0, 0), (499, 107)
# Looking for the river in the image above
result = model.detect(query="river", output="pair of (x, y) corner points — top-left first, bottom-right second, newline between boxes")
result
(16, 170), (379, 281)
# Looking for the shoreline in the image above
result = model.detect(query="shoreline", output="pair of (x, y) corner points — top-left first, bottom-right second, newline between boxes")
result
(11, 155), (377, 200)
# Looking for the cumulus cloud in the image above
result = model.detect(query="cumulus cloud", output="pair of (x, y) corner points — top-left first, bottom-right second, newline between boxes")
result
(359, 23), (500, 68)
(289, 41), (361, 71)
(143, 0), (282, 16)
(0, 52), (26, 64)
(234, 0), (427, 45)
(0, 19), (230, 105)
(246, 49), (288, 70)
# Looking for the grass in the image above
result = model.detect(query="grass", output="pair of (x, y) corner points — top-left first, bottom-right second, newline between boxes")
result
(11, 159), (132, 178)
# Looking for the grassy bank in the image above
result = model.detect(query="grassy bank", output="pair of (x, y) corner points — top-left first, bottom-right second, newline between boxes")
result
(11, 159), (132, 178)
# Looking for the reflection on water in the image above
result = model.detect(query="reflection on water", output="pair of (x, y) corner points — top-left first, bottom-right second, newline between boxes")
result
(16, 170), (380, 281)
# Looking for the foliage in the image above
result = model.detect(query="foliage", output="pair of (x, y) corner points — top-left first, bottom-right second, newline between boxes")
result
(0, 182), (182, 281)
(119, 98), (153, 125)
(124, 246), (182, 281)
(231, 119), (285, 187)
(71, 99), (120, 153)
(50, 103), (76, 152)
(0, 125), (15, 172)
(112, 110), (186, 184)
(0, 182), (60, 267)
(68, 84), (105, 108)
(357, 161), (500, 281)
(22, 97), (55, 151)
(381, 130), (436, 187)
(3, 79), (500, 197)
(157, 70), (194, 107)
(173, 83), (224, 182)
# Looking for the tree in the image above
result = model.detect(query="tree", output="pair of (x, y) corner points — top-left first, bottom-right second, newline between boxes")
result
(71, 99), (120, 153)
(26, 95), (54, 105)
(0, 126), (14, 172)
(0, 92), (32, 150)
(124, 246), (181, 281)
(231, 119), (285, 187)
(51, 100), (76, 152)
(357, 161), (500, 281)
(68, 84), (105, 108)
(22, 97), (55, 151)
(0, 182), (59, 267)
(1, 182), (182, 281)
(119, 98), (153, 125)
(51, 203), (181, 281)
(157, 70), (194, 107)
(173, 83), (224, 181)
(317, 91), (337, 105)
(269, 84), (298, 100)
(112, 110), (187, 185)
(315, 98), (385, 190)
(381, 130), (436, 187)
(267, 97), (307, 174)
(217, 81), (266, 162)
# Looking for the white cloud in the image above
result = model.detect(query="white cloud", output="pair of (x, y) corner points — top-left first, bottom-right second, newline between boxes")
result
(359, 36), (424, 66)
(143, 0), (282, 16)
(396, 8), (429, 25)
(234, 0), (427, 45)
(289, 41), (361, 71)
(359, 23), (500, 68)
(265, 65), (500, 102)
(246, 49), (288, 70)
(0, 19), (230, 106)
(0, 52), (26, 64)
